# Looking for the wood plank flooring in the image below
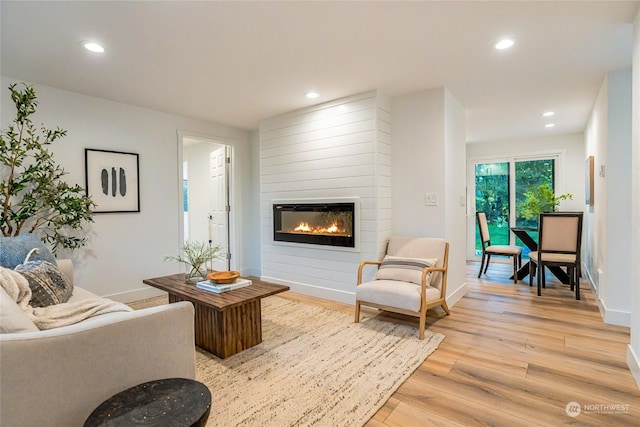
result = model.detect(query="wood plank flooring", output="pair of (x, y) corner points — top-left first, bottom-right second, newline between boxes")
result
(277, 262), (640, 426)
(133, 262), (640, 426)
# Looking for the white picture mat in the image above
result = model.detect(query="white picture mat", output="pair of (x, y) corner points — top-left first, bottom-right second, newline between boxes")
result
(85, 149), (139, 213)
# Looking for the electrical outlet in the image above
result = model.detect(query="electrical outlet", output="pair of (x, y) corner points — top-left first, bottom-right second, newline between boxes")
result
(425, 192), (438, 206)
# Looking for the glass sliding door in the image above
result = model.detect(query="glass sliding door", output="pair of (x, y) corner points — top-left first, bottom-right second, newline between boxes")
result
(514, 158), (556, 255)
(470, 155), (561, 260)
(474, 162), (510, 255)
(515, 159), (555, 228)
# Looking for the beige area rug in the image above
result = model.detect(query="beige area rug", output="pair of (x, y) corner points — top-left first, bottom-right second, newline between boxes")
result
(196, 296), (444, 427)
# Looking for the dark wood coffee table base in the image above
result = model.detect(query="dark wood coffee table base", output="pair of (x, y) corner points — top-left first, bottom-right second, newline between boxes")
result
(143, 274), (289, 359)
(169, 294), (263, 358)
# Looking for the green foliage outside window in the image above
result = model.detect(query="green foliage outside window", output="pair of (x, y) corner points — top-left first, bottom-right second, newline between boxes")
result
(518, 182), (573, 221)
(475, 159), (573, 253)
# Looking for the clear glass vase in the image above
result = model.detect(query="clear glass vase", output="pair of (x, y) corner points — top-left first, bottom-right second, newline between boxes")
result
(186, 264), (206, 282)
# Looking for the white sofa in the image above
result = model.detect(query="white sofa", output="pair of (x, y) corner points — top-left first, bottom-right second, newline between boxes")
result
(0, 260), (196, 427)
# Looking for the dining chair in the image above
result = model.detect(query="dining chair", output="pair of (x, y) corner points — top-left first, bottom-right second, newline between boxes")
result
(354, 237), (449, 340)
(529, 212), (583, 299)
(476, 212), (522, 283)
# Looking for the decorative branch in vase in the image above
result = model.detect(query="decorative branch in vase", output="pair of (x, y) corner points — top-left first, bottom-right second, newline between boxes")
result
(163, 241), (222, 282)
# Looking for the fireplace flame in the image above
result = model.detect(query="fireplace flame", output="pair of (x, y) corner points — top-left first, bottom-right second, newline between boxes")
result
(292, 220), (346, 235)
(294, 222), (312, 232)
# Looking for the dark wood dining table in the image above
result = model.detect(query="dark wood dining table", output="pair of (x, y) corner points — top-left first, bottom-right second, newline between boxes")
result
(509, 227), (570, 284)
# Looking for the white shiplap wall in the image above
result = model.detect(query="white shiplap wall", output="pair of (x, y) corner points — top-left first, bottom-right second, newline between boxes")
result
(259, 91), (391, 303)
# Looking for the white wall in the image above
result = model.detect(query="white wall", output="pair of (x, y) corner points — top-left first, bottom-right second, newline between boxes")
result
(585, 69), (633, 327)
(628, 7), (640, 390)
(391, 89), (446, 236)
(259, 91), (391, 304)
(444, 90), (468, 304)
(1, 77), (250, 302)
(244, 130), (262, 276)
(606, 69), (633, 319)
(391, 88), (468, 306)
(586, 80), (609, 299)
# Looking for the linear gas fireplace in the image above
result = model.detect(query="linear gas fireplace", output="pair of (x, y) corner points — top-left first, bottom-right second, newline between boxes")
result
(273, 201), (356, 248)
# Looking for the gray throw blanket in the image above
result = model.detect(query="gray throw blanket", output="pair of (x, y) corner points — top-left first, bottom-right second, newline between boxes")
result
(0, 267), (133, 330)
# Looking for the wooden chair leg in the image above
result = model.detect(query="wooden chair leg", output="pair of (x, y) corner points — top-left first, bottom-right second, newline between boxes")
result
(484, 254), (491, 273)
(354, 301), (361, 323)
(512, 256), (518, 284)
(478, 253), (485, 278)
(441, 301), (451, 315)
(419, 307), (427, 340)
(575, 266), (581, 300)
(569, 267), (575, 291)
(529, 261), (534, 287)
(537, 264), (543, 296)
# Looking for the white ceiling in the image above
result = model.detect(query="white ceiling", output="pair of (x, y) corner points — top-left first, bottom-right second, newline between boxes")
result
(1, 1), (637, 143)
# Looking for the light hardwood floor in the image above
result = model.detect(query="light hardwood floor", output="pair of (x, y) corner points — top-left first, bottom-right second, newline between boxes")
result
(277, 262), (640, 426)
(134, 263), (640, 426)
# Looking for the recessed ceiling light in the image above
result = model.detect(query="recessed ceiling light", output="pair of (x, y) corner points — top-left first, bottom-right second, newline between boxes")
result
(494, 38), (515, 50)
(83, 42), (105, 53)
(542, 111), (555, 117)
(305, 91), (319, 99)
(545, 123), (555, 128)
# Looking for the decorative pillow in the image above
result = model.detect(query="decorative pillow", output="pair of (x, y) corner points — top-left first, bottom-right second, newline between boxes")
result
(0, 287), (39, 333)
(0, 234), (56, 269)
(14, 260), (73, 307)
(375, 256), (438, 286)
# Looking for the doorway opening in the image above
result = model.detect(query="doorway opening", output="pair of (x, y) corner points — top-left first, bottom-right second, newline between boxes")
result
(179, 133), (232, 272)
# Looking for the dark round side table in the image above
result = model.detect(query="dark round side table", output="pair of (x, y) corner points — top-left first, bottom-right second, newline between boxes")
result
(84, 378), (211, 427)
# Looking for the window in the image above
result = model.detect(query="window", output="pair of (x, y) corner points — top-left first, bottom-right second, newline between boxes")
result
(471, 155), (561, 258)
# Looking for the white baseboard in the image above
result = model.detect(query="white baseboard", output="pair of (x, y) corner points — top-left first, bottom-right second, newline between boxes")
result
(585, 267), (630, 327)
(260, 276), (356, 304)
(627, 345), (640, 390)
(446, 281), (469, 308)
(261, 276), (470, 310)
(600, 304), (632, 327)
(105, 286), (166, 304)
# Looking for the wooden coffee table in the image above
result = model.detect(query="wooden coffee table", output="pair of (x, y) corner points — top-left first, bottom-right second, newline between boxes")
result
(143, 274), (289, 359)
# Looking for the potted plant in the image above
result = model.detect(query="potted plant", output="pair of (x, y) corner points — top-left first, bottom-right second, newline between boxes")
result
(0, 83), (95, 253)
(518, 182), (573, 222)
(163, 240), (223, 282)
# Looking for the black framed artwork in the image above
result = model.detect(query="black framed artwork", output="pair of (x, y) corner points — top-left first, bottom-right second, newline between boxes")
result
(85, 149), (140, 213)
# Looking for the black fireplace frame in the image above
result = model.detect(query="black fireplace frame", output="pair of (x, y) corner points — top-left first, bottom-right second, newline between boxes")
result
(273, 202), (356, 248)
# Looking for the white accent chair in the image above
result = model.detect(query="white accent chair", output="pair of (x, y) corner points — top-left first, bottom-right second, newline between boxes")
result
(529, 212), (583, 299)
(354, 237), (450, 340)
(476, 212), (522, 283)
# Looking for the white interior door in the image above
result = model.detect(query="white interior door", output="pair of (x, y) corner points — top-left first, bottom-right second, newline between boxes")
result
(209, 146), (230, 271)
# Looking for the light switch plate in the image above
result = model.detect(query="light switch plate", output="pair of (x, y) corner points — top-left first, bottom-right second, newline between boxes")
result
(425, 192), (438, 206)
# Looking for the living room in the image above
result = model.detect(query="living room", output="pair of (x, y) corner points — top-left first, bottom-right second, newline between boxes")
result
(1, 1), (639, 425)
